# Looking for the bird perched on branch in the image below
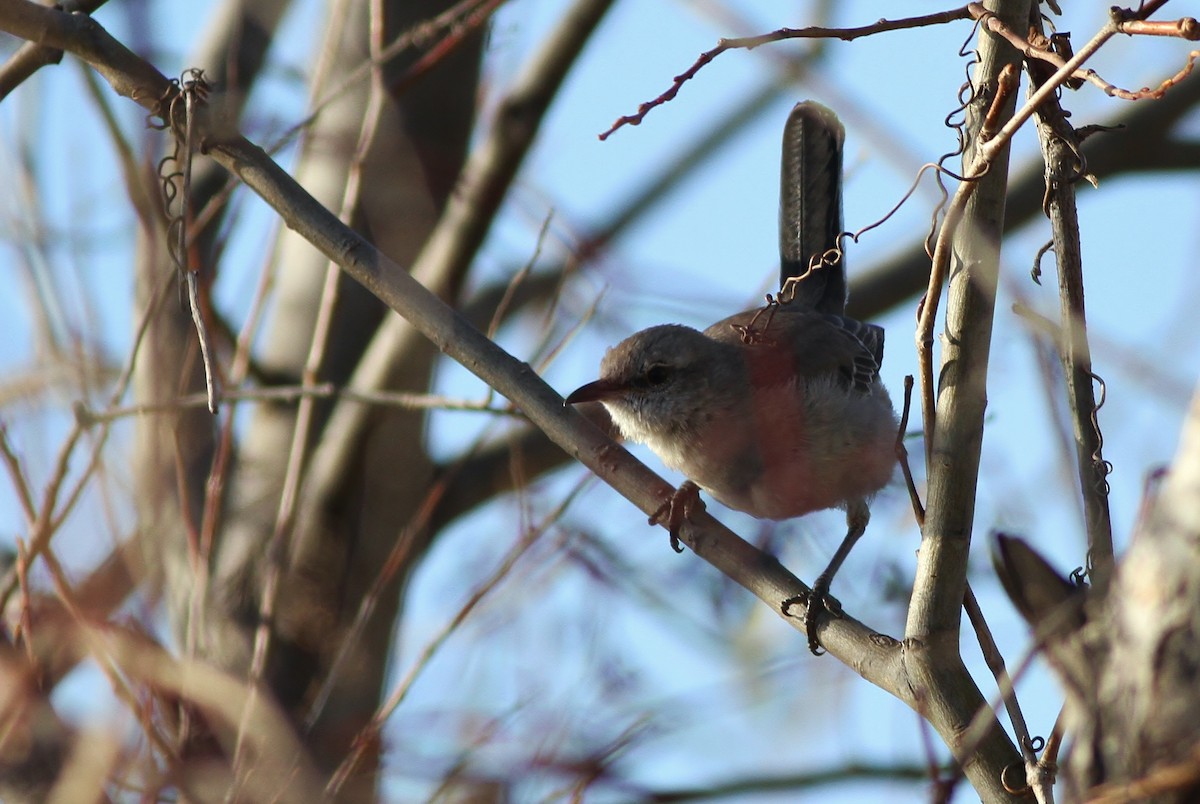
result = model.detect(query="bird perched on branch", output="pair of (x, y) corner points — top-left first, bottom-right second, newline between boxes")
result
(566, 102), (897, 654)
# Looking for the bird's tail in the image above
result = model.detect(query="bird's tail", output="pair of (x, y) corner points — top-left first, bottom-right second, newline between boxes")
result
(779, 101), (846, 315)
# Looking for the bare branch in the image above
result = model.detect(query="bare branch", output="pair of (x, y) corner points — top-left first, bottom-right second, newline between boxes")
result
(598, 6), (974, 139)
(0, 0), (109, 100)
(1028, 38), (1115, 592)
(971, 3), (1200, 100)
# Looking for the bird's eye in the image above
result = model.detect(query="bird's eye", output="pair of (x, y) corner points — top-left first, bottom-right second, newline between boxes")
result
(643, 365), (671, 387)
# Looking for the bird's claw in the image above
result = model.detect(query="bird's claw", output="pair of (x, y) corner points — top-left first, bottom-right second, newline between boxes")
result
(650, 481), (705, 552)
(781, 578), (842, 656)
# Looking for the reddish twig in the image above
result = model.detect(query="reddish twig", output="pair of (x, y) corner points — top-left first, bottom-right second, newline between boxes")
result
(1118, 15), (1199, 39)
(979, 63), (1021, 141)
(0, 424), (37, 524)
(598, 6), (973, 140)
(970, 3), (1200, 100)
(1104, 49), (1199, 100)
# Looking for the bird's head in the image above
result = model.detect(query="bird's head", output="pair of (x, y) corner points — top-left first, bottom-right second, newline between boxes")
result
(565, 325), (731, 443)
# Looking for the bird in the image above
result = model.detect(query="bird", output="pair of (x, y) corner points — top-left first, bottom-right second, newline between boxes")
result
(565, 102), (898, 654)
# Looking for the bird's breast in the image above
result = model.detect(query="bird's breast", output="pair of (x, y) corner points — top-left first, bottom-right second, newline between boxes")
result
(670, 378), (897, 520)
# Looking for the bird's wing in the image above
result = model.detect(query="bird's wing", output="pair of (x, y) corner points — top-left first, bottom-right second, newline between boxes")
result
(704, 307), (883, 394)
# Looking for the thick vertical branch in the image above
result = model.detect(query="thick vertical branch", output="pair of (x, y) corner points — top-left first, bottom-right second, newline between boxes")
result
(904, 1), (1030, 800)
(908, 2), (1025, 646)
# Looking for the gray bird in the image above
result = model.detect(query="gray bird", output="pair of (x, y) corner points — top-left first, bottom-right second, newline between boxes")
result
(566, 103), (898, 654)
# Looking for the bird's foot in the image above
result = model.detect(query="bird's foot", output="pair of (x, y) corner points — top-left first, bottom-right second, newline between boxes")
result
(650, 481), (705, 553)
(781, 575), (842, 656)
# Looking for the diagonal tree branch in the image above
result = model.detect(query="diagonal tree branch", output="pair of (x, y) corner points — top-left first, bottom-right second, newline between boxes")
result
(0, 0), (908, 691)
(0, 0), (110, 99)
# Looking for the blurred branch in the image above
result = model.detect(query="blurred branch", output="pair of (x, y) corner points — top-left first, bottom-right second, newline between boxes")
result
(191, 0), (292, 97)
(0, 0), (109, 100)
(234, 14), (393, 780)
(460, 270), (566, 331)
(429, 403), (616, 533)
(81, 621), (324, 802)
(584, 82), (784, 259)
(75, 384), (517, 424)
(326, 477), (583, 795)
(637, 761), (931, 802)
(0, 646), (73, 803)
(290, 0), (607, 543)
(582, 36), (816, 260)
(21, 538), (143, 688)
(184, 0), (293, 236)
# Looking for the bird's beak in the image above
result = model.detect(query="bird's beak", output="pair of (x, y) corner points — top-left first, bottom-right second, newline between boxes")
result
(565, 378), (624, 405)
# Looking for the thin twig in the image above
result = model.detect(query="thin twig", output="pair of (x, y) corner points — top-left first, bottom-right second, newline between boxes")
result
(189, 227), (284, 681)
(915, 176), (975, 460)
(0, 424), (37, 523)
(971, 3), (1200, 100)
(489, 213), (552, 340)
(179, 0), (511, 252)
(965, 4), (1176, 169)
(13, 541), (36, 669)
(0, 92), (184, 602)
(895, 376), (925, 525)
(301, 477), (450, 731)
(598, 6), (974, 139)
(177, 73), (220, 414)
(0, 424), (84, 611)
(915, 57), (1017, 462)
(963, 584), (1040, 776)
(325, 477), (587, 796)
(46, 275), (177, 536)
(74, 384), (519, 425)
(40, 545), (180, 764)
(939, 638), (1044, 802)
(1041, 706), (1067, 773)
